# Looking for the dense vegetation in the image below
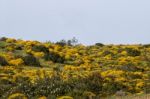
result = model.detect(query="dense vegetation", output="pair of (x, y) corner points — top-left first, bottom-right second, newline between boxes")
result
(0, 37), (150, 99)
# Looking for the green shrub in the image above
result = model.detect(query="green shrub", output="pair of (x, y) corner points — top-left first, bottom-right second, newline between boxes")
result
(44, 52), (65, 63)
(32, 45), (49, 53)
(15, 44), (23, 50)
(4, 76), (72, 98)
(126, 48), (141, 56)
(143, 44), (150, 48)
(102, 50), (114, 56)
(56, 40), (67, 46)
(0, 41), (8, 48)
(23, 55), (40, 66)
(56, 37), (78, 46)
(95, 43), (104, 47)
(0, 37), (7, 41)
(0, 56), (8, 66)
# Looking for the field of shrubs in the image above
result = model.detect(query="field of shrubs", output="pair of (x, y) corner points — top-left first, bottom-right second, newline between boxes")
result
(0, 37), (150, 99)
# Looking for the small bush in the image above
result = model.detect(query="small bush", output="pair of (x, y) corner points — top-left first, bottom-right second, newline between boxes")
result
(15, 44), (23, 50)
(23, 55), (40, 66)
(143, 44), (150, 48)
(57, 96), (73, 99)
(0, 56), (8, 66)
(102, 50), (114, 56)
(8, 93), (27, 99)
(0, 37), (7, 41)
(33, 52), (45, 58)
(32, 45), (49, 53)
(95, 43), (104, 47)
(126, 48), (141, 56)
(6, 38), (16, 43)
(9, 58), (24, 66)
(44, 52), (65, 63)
(0, 41), (8, 48)
(56, 40), (67, 46)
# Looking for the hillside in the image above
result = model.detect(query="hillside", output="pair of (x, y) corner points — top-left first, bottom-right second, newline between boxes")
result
(0, 37), (150, 99)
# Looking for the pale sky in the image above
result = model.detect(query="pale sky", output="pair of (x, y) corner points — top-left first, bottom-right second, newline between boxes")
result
(0, 0), (150, 45)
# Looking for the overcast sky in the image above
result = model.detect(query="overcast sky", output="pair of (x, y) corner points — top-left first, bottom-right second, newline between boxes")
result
(0, 0), (150, 45)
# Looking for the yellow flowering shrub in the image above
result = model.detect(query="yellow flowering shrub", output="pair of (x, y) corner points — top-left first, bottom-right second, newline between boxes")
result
(136, 81), (144, 88)
(57, 96), (73, 99)
(6, 38), (16, 43)
(33, 52), (45, 58)
(65, 54), (71, 60)
(38, 96), (47, 99)
(115, 77), (126, 82)
(101, 70), (125, 78)
(104, 54), (112, 60)
(6, 46), (14, 51)
(26, 49), (32, 53)
(9, 58), (24, 66)
(8, 93), (27, 99)
(120, 51), (127, 56)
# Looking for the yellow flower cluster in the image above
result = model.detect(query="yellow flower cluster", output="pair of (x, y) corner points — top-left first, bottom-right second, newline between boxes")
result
(8, 93), (27, 99)
(9, 58), (24, 66)
(101, 70), (125, 78)
(33, 52), (45, 58)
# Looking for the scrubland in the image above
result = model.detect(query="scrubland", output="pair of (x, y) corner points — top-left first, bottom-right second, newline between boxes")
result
(0, 37), (150, 99)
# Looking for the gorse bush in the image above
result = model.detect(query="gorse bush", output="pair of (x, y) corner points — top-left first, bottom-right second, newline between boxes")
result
(8, 93), (27, 99)
(9, 58), (24, 66)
